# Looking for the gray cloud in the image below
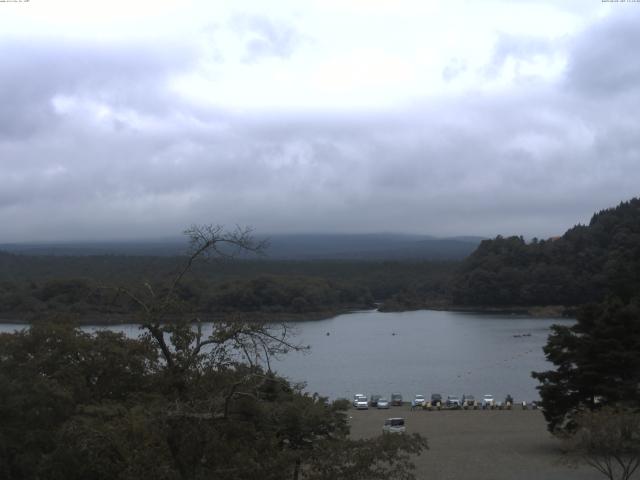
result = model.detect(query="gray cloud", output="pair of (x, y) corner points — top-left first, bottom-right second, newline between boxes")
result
(0, 37), (196, 139)
(566, 9), (640, 96)
(1, 9), (640, 242)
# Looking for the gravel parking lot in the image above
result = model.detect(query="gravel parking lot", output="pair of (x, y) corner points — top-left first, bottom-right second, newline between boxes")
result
(349, 407), (604, 480)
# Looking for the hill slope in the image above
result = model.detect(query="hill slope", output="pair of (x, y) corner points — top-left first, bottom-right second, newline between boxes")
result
(451, 198), (640, 307)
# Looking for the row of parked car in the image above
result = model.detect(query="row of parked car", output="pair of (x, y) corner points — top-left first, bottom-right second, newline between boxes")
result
(352, 393), (399, 409)
(353, 393), (538, 410)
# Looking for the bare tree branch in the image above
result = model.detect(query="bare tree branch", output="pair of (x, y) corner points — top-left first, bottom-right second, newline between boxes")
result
(568, 407), (640, 480)
(102, 224), (306, 398)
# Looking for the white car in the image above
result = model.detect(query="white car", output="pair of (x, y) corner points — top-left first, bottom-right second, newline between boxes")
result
(482, 394), (495, 408)
(353, 394), (369, 409)
(383, 417), (406, 434)
(377, 398), (390, 409)
(446, 395), (461, 408)
(412, 394), (426, 408)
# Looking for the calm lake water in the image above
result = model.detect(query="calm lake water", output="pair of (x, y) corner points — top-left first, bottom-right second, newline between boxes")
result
(0, 309), (573, 402)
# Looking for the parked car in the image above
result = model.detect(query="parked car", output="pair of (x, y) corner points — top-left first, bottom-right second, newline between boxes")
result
(461, 394), (476, 408)
(482, 394), (495, 408)
(354, 395), (369, 410)
(446, 395), (461, 408)
(430, 393), (443, 406)
(382, 417), (406, 434)
(377, 397), (390, 409)
(370, 394), (381, 407)
(353, 394), (367, 408)
(412, 394), (426, 408)
(391, 393), (403, 406)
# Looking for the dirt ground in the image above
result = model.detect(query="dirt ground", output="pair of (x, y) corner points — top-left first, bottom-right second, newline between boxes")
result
(348, 406), (605, 480)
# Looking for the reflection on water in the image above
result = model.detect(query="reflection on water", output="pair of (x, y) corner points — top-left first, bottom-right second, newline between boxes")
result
(0, 309), (573, 402)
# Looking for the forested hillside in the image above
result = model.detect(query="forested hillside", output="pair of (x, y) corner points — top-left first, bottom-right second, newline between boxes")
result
(0, 254), (455, 322)
(3, 198), (638, 319)
(451, 198), (640, 307)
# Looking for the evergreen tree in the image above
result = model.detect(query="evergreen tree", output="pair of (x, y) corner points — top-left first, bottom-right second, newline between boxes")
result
(453, 198), (640, 308)
(532, 296), (640, 433)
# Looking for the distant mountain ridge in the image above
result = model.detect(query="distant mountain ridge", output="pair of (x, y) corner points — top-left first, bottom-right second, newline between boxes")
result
(0, 233), (484, 261)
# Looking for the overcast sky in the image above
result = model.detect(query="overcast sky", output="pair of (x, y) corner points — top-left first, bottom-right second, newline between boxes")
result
(1, 0), (639, 242)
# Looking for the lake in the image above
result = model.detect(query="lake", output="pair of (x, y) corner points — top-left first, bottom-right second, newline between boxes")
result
(270, 309), (572, 402)
(0, 309), (573, 402)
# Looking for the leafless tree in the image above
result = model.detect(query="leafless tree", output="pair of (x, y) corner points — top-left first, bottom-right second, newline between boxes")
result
(113, 225), (305, 379)
(566, 407), (640, 480)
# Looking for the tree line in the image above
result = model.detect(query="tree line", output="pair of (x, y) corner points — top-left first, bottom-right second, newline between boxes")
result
(0, 253), (456, 321)
(3, 198), (640, 320)
(452, 198), (640, 307)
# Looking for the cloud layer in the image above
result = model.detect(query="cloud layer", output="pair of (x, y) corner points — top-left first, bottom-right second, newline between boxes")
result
(0, 1), (639, 241)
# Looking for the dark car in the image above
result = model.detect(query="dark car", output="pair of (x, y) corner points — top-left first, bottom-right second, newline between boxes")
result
(391, 393), (403, 406)
(430, 393), (443, 406)
(382, 417), (406, 434)
(370, 394), (381, 407)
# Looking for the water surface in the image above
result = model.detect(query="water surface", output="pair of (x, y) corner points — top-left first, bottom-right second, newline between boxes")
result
(269, 309), (571, 402)
(0, 309), (572, 402)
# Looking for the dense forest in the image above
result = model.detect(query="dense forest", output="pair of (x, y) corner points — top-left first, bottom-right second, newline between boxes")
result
(451, 198), (640, 308)
(2, 198), (639, 321)
(0, 253), (455, 322)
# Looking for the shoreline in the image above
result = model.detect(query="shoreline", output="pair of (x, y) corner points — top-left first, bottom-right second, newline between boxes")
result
(0, 308), (359, 326)
(379, 303), (575, 318)
(0, 303), (575, 327)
